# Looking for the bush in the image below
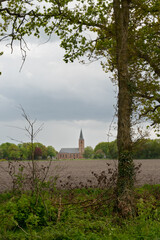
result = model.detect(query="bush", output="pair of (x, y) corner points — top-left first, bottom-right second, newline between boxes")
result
(1, 185), (160, 239)
(0, 193), (58, 230)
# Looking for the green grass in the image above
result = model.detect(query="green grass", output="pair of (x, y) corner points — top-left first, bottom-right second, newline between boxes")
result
(1, 185), (160, 239)
(0, 159), (7, 162)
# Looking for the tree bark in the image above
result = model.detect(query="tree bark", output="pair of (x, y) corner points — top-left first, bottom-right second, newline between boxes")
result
(113, 0), (135, 214)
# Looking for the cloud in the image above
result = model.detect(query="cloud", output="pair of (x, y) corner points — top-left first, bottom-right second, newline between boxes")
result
(0, 41), (116, 122)
(0, 119), (117, 151)
(0, 86), (115, 122)
(0, 35), (117, 149)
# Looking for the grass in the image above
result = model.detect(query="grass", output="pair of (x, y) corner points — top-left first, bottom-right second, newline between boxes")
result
(0, 159), (7, 162)
(1, 185), (160, 239)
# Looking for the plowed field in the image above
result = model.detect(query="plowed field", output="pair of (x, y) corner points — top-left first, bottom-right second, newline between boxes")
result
(0, 159), (160, 192)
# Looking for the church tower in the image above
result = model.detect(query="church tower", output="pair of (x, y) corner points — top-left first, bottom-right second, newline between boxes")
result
(79, 129), (84, 157)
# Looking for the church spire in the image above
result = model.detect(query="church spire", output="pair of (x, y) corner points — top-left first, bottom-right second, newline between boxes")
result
(79, 129), (84, 156)
(79, 129), (84, 140)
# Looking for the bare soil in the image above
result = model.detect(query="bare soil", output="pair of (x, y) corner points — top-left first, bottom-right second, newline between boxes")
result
(0, 159), (160, 193)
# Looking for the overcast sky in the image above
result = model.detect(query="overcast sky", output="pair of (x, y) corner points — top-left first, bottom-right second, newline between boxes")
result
(1, 34), (155, 151)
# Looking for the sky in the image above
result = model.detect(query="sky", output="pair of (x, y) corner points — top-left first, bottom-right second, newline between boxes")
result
(0, 33), (118, 151)
(0, 34), (156, 151)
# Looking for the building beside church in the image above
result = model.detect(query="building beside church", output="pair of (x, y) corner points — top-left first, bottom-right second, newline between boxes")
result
(58, 130), (85, 159)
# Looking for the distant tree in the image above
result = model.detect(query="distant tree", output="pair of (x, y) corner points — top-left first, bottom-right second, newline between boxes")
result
(34, 143), (47, 159)
(133, 139), (160, 159)
(0, 142), (12, 159)
(47, 146), (56, 159)
(34, 147), (42, 160)
(18, 143), (31, 160)
(83, 146), (94, 159)
(94, 141), (118, 159)
(0, 147), (3, 159)
(1, 142), (57, 160)
(94, 142), (109, 157)
(0, 143), (21, 160)
(108, 141), (118, 159)
(94, 149), (105, 159)
(8, 144), (20, 160)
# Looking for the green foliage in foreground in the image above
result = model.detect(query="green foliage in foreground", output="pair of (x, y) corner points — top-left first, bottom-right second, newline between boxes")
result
(1, 185), (160, 239)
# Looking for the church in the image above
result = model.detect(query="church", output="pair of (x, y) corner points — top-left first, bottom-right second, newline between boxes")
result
(58, 130), (85, 159)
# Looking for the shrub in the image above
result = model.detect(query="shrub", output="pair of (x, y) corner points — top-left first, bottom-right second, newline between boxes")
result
(0, 193), (58, 230)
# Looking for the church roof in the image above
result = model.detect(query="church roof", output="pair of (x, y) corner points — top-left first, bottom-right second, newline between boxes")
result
(79, 129), (84, 140)
(59, 148), (79, 154)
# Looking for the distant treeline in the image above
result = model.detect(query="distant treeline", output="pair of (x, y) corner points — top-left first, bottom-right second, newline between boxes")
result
(0, 142), (57, 160)
(84, 139), (160, 159)
(1, 138), (160, 161)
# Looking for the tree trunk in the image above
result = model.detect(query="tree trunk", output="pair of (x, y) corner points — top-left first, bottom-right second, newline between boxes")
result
(113, 0), (135, 215)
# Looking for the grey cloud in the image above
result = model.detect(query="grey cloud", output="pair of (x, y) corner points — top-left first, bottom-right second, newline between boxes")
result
(0, 86), (115, 122)
(0, 38), (116, 124)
